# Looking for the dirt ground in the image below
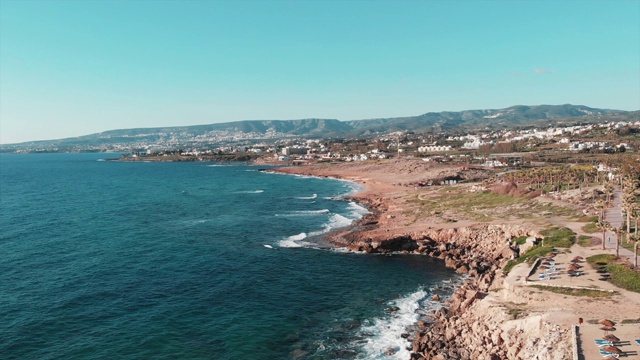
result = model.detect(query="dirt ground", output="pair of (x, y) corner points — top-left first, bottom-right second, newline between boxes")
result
(274, 158), (640, 360)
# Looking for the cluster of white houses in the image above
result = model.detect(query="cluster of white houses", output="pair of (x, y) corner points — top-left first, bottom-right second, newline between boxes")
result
(418, 145), (453, 153)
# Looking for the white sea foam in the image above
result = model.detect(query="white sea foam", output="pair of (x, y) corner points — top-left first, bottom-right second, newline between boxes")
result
(235, 190), (264, 194)
(349, 278), (458, 359)
(278, 233), (308, 248)
(307, 214), (351, 237)
(328, 213), (353, 229)
(355, 288), (427, 359)
(348, 201), (370, 219)
(275, 209), (329, 217)
(182, 219), (210, 226)
(295, 193), (318, 200)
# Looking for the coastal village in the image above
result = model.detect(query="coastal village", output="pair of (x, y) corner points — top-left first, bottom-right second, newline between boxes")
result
(101, 119), (639, 167)
(104, 117), (640, 359)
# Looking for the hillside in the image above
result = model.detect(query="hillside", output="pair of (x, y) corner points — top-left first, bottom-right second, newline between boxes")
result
(2, 105), (637, 152)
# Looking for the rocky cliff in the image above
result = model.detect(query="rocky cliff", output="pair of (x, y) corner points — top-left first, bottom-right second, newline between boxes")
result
(326, 222), (572, 359)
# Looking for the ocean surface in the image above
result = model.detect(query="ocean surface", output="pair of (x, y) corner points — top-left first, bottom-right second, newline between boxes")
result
(0, 153), (458, 360)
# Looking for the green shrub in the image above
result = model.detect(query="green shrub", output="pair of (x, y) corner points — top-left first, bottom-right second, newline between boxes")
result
(504, 245), (555, 274)
(586, 254), (640, 293)
(514, 236), (528, 245)
(540, 227), (576, 248)
(586, 254), (617, 267)
(607, 264), (640, 293)
(530, 285), (615, 298)
(577, 235), (592, 247)
(581, 222), (599, 233)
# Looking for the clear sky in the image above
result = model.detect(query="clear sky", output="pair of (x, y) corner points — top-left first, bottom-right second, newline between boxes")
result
(1, 0), (639, 144)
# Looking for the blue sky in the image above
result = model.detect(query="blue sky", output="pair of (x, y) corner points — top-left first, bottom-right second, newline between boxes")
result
(1, 0), (639, 144)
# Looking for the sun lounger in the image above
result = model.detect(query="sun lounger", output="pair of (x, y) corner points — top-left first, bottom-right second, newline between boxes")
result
(599, 353), (619, 358)
(595, 340), (613, 347)
(599, 349), (619, 357)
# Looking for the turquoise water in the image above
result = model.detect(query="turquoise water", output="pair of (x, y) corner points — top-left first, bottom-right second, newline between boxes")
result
(0, 153), (456, 360)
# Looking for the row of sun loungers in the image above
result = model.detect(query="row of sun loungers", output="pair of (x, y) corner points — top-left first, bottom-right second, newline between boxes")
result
(537, 254), (586, 280)
(592, 328), (640, 358)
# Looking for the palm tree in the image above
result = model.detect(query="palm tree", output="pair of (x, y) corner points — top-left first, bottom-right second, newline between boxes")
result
(604, 183), (614, 205)
(634, 239), (639, 269)
(594, 199), (608, 225)
(597, 221), (611, 250)
(633, 206), (640, 236)
(615, 228), (624, 259)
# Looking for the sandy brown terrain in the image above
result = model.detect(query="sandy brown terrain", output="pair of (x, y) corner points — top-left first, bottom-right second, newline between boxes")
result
(272, 158), (640, 360)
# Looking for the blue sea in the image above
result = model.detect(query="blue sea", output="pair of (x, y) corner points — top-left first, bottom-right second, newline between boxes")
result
(0, 153), (457, 360)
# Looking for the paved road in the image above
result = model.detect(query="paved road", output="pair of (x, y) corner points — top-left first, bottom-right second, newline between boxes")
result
(604, 187), (637, 264)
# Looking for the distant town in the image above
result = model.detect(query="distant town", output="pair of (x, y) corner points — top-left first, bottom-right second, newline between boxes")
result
(102, 119), (639, 168)
(2, 105), (638, 169)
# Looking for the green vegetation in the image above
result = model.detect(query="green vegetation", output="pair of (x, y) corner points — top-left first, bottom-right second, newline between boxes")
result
(577, 235), (592, 247)
(530, 285), (616, 298)
(606, 264), (640, 293)
(507, 307), (524, 318)
(514, 236), (528, 245)
(409, 189), (577, 223)
(503, 302), (528, 319)
(581, 222), (599, 233)
(586, 254), (640, 293)
(504, 244), (555, 274)
(539, 227), (576, 248)
(586, 254), (617, 267)
(504, 227), (576, 274)
(620, 239), (639, 252)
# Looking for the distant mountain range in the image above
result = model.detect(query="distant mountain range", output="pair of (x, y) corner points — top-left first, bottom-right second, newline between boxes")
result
(2, 104), (638, 152)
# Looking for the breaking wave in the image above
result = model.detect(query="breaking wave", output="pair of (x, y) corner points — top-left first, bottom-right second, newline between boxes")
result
(275, 209), (330, 217)
(278, 233), (308, 248)
(296, 194), (318, 200)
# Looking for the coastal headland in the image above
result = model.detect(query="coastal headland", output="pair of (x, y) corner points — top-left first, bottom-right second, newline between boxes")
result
(271, 158), (640, 360)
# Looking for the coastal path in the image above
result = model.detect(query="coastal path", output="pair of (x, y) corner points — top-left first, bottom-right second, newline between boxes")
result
(604, 187), (637, 263)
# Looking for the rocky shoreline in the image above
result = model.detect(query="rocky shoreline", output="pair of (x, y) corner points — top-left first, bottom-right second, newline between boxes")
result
(328, 213), (538, 359)
(270, 162), (575, 359)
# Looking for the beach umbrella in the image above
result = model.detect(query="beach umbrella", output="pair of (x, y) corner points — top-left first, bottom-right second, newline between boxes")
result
(575, 256), (583, 260)
(603, 334), (620, 342)
(599, 319), (616, 327)
(602, 346), (622, 354)
(600, 326), (616, 334)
